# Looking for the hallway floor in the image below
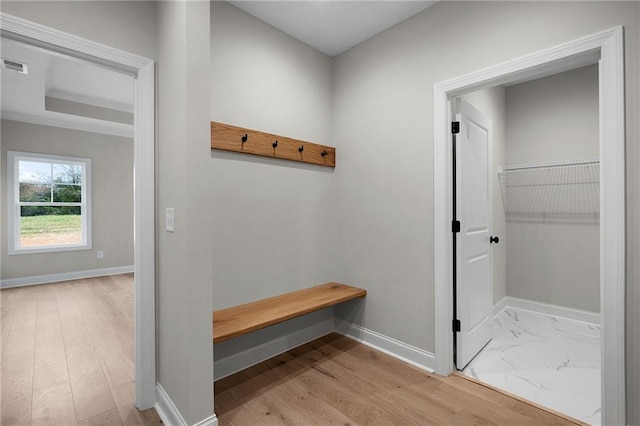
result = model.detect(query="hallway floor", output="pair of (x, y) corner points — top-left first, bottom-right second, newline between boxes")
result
(1, 275), (162, 425)
(215, 332), (579, 425)
(462, 307), (601, 425)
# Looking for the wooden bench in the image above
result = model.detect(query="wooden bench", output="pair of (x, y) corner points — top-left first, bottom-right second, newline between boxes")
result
(212, 282), (366, 344)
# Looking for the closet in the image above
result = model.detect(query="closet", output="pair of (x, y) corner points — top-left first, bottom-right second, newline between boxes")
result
(460, 64), (601, 425)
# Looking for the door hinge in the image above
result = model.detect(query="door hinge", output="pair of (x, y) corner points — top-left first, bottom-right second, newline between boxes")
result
(451, 121), (460, 134)
(452, 220), (461, 233)
(452, 319), (461, 332)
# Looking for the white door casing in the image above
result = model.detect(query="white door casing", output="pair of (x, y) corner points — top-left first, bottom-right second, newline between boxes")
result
(434, 27), (625, 426)
(454, 99), (493, 369)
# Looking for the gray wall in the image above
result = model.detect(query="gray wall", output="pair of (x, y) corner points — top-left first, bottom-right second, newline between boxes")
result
(461, 88), (507, 305)
(208, 2), (336, 370)
(505, 65), (600, 312)
(330, 2), (639, 422)
(157, 2), (214, 423)
(1, 120), (134, 280)
(506, 65), (599, 164)
(209, 1), (334, 309)
(208, 2), (340, 370)
(0, 1), (157, 60)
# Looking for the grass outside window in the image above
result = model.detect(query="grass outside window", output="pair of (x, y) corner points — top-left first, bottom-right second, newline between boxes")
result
(20, 214), (82, 247)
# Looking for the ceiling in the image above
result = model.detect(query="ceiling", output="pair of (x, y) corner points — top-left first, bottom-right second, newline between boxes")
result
(228, 1), (439, 57)
(1, 38), (134, 137)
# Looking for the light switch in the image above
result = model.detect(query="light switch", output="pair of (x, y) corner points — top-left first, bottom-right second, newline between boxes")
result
(166, 208), (175, 232)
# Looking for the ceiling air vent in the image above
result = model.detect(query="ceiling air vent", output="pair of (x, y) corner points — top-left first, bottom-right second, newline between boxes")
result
(1, 58), (28, 74)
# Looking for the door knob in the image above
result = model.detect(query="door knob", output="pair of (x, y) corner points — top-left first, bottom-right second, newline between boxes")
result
(490, 236), (500, 244)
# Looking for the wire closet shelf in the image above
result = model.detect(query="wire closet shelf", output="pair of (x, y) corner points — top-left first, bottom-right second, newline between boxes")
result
(498, 159), (599, 223)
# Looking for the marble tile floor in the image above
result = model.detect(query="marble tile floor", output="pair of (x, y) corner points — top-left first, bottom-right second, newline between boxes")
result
(462, 307), (601, 425)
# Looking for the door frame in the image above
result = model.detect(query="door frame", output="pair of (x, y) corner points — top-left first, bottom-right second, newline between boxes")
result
(433, 26), (625, 425)
(1, 13), (157, 409)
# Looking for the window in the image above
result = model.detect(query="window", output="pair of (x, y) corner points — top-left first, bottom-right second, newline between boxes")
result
(7, 151), (92, 254)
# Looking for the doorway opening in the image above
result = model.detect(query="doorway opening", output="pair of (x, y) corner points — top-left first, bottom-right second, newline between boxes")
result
(454, 63), (601, 423)
(1, 14), (156, 410)
(434, 26), (625, 426)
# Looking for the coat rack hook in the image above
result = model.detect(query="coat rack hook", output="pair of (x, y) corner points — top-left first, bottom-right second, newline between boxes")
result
(298, 145), (304, 153)
(272, 140), (278, 149)
(321, 150), (328, 157)
(241, 134), (248, 143)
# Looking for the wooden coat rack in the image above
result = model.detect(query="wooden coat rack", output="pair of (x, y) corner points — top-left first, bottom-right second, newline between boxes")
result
(211, 121), (336, 167)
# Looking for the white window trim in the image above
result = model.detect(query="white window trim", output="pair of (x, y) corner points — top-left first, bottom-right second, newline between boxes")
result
(7, 150), (92, 255)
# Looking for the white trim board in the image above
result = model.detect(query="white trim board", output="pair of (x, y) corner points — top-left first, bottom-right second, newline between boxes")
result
(1, 110), (134, 138)
(0, 265), (134, 289)
(494, 296), (601, 326)
(493, 296), (509, 319)
(155, 385), (218, 426)
(47, 88), (134, 114)
(213, 317), (434, 381)
(214, 318), (334, 381)
(433, 26), (625, 426)
(7, 151), (93, 256)
(1, 13), (157, 410)
(336, 320), (435, 373)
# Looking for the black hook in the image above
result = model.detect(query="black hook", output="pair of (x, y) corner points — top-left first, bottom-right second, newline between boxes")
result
(298, 145), (304, 153)
(321, 150), (328, 157)
(272, 140), (278, 149)
(241, 134), (248, 143)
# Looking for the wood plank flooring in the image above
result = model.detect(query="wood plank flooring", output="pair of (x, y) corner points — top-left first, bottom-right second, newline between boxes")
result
(4, 275), (583, 425)
(215, 333), (583, 425)
(1, 274), (162, 425)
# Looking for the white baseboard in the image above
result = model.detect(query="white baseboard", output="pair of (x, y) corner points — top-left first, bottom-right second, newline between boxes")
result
(155, 384), (187, 426)
(193, 414), (218, 426)
(335, 320), (435, 373)
(499, 296), (600, 326)
(155, 384), (218, 426)
(214, 318), (335, 381)
(493, 296), (508, 318)
(0, 265), (134, 288)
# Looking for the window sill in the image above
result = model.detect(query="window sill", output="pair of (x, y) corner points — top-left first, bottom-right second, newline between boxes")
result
(8, 244), (92, 256)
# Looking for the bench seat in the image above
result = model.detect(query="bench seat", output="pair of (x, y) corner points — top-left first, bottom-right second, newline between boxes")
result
(213, 282), (366, 343)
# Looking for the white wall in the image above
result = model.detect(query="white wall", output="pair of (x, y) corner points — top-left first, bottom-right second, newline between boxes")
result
(461, 88), (507, 305)
(209, 2), (334, 309)
(1, 120), (134, 281)
(330, 2), (639, 422)
(505, 65), (600, 312)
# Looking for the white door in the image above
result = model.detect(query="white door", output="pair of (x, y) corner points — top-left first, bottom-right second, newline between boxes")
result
(455, 98), (494, 370)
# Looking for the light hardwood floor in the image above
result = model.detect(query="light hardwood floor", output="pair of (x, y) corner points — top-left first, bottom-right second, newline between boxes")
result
(1, 274), (162, 425)
(215, 333), (583, 425)
(3, 275), (583, 425)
